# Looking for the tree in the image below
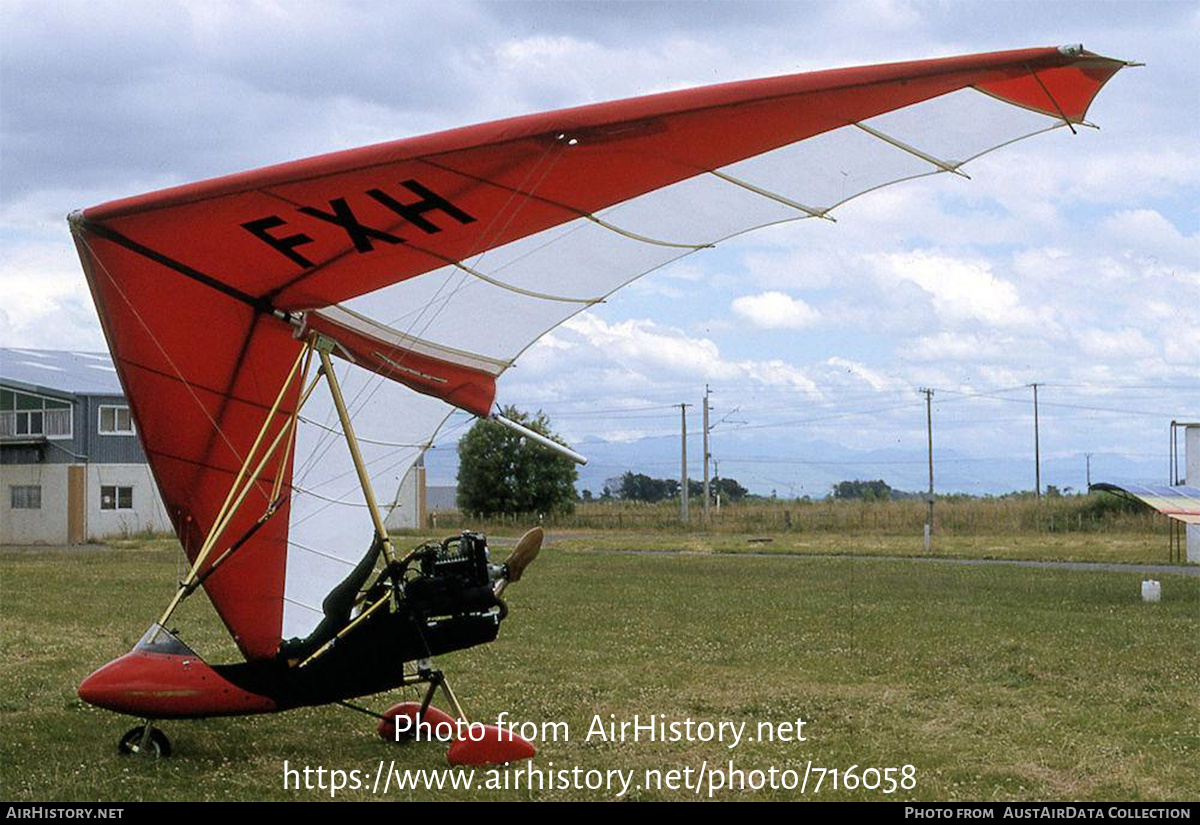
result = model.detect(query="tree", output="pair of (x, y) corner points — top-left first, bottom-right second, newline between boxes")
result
(613, 471), (749, 504)
(619, 471), (676, 503)
(832, 479), (895, 501)
(456, 406), (578, 517)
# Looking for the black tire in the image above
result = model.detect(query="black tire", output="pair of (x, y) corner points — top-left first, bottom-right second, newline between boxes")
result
(117, 726), (172, 758)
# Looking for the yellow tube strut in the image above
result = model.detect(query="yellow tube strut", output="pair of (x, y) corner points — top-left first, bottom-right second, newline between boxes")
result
(316, 343), (395, 562)
(166, 371), (324, 602)
(295, 593), (391, 669)
(271, 342), (315, 503)
(191, 345), (307, 569)
(156, 342), (310, 629)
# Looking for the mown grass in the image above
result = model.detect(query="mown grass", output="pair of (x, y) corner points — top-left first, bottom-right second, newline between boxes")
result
(549, 531), (1181, 565)
(409, 491), (1188, 567)
(1, 539), (1197, 802)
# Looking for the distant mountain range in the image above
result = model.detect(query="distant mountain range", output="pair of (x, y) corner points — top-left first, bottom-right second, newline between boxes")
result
(424, 429), (1168, 500)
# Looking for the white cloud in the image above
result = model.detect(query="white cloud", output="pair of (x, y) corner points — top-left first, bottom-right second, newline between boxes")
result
(730, 291), (820, 330)
(0, 242), (105, 351)
(821, 357), (900, 392)
(964, 140), (1200, 209)
(1164, 328), (1200, 369)
(867, 250), (1035, 329)
(905, 332), (1008, 363)
(555, 315), (820, 392)
(1097, 209), (1200, 269)
(1074, 327), (1157, 360)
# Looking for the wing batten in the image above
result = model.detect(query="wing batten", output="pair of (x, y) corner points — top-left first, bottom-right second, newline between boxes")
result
(310, 305), (507, 372)
(708, 170), (832, 220)
(447, 258), (606, 304)
(852, 122), (970, 177)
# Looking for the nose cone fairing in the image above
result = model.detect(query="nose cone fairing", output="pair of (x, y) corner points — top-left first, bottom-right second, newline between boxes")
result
(78, 625), (276, 719)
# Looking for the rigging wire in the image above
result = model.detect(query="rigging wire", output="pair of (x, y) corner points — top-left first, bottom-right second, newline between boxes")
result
(75, 233), (280, 507)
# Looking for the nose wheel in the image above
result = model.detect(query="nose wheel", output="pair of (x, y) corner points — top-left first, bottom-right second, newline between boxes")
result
(118, 724), (171, 758)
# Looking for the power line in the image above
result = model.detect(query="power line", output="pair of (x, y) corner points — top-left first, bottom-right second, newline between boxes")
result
(719, 400), (925, 432)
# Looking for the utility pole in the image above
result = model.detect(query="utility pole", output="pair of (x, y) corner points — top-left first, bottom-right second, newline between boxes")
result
(679, 403), (692, 524)
(1030, 383), (1042, 500)
(921, 387), (934, 552)
(1086, 453), (1092, 488)
(702, 385), (711, 524)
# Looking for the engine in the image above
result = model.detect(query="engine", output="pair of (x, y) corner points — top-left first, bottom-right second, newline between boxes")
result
(401, 531), (505, 621)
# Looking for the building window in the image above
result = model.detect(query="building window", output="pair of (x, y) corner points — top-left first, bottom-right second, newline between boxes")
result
(98, 405), (135, 435)
(10, 485), (42, 509)
(100, 485), (134, 510)
(0, 389), (72, 439)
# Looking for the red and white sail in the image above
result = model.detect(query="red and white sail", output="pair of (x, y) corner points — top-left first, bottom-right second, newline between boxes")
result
(70, 46), (1130, 660)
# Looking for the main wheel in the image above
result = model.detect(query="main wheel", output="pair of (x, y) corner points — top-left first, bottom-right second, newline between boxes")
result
(118, 726), (172, 758)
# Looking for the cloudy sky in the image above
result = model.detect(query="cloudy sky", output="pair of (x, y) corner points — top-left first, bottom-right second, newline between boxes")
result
(2, 0), (1197, 496)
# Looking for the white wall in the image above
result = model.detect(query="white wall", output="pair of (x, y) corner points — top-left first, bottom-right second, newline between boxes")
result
(87, 464), (171, 540)
(0, 462), (171, 545)
(384, 460), (425, 531)
(1187, 425), (1198, 563)
(0, 463), (69, 544)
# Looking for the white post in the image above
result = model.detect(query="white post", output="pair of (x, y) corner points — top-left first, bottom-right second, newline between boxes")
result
(1187, 425), (1199, 563)
(680, 404), (689, 524)
(703, 386), (710, 524)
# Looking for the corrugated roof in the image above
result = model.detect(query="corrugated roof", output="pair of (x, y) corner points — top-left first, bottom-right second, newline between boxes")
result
(1091, 481), (1200, 526)
(0, 348), (124, 397)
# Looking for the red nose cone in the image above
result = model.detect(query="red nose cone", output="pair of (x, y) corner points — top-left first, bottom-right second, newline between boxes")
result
(77, 663), (119, 709)
(78, 648), (275, 719)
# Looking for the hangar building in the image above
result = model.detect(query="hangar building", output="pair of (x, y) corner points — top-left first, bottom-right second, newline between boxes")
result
(0, 348), (170, 544)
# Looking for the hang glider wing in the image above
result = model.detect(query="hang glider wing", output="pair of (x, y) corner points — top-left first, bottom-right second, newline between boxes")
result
(1090, 482), (1200, 526)
(70, 45), (1130, 660)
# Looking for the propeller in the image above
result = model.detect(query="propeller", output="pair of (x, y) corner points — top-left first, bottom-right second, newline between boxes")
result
(506, 527), (543, 583)
(494, 527), (543, 597)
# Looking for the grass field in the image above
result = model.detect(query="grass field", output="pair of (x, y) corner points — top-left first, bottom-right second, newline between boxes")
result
(422, 494), (1189, 566)
(433, 493), (1171, 539)
(2, 538), (1197, 801)
(507, 530), (1179, 565)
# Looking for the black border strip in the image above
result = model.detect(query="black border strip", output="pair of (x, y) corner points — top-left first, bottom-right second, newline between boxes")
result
(78, 219), (273, 312)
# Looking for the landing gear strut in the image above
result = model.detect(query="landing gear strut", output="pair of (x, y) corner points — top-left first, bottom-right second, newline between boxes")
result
(118, 723), (171, 758)
(357, 662), (537, 766)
